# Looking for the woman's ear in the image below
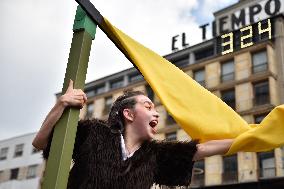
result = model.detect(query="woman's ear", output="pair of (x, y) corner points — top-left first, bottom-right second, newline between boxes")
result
(123, 108), (134, 122)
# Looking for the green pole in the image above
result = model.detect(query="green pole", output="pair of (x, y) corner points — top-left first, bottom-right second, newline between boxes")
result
(42, 6), (97, 189)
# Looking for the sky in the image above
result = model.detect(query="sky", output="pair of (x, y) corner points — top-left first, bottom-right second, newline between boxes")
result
(0, 0), (238, 141)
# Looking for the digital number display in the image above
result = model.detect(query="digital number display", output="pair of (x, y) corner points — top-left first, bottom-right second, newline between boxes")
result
(217, 18), (274, 55)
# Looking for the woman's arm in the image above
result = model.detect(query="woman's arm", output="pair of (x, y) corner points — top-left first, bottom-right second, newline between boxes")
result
(193, 139), (233, 161)
(32, 80), (87, 150)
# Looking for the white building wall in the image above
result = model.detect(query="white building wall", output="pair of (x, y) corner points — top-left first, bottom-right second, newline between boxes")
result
(0, 178), (40, 189)
(0, 133), (44, 189)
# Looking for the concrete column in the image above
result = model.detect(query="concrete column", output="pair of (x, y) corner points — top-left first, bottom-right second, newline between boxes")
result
(274, 17), (284, 103)
(274, 148), (284, 176)
(205, 62), (220, 88)
(205, 155), (223, 186)
(238, 152), (258, 182)
(235, 82), (253, 112)
(235, 52), (251, 81)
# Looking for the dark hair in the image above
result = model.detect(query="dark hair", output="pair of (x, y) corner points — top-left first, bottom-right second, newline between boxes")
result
(108, 90), (145, 133)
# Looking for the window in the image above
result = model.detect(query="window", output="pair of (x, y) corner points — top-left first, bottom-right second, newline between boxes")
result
(85, 90), (95, 98)
(258, 151), (276, 178)
(165, 132), (177, 141)
(104, 96), (112, 114)
(0, 147), (8, 160)
(193, 69), (205, 87)
(252, 51), (268, 73)
(0, 170), (3, 182)
(145, 85), (154, 101)
(222, 155), (238, 184)
(254, 113), (268, 124)
(31, 147), (40, 154)
(221, 60), (235, 82)
(27, 165), (38, 179)
(86, 103), (94, 119)
(195, 46), (214, 61)
(191, 160), (205, 187)
(253, 81), (269, 106)
(10, 168), (19, 180)
(221, 89), (236, 110)
(110, 78), (124, 90)
(170, 54), (189, 67)
(94, 85), (105, 95)
(14, 144), (24, 158)
(166, 113), (176, 125)
(129, 73), (143, 83)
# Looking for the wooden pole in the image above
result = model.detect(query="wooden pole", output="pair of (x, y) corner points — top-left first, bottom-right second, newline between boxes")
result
(42, 6), (97, 189)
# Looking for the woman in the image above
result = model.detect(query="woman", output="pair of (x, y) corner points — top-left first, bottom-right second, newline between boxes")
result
(33, 80), (233, 189)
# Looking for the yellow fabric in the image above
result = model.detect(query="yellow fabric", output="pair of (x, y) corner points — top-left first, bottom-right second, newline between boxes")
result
(100, 18), (284, 155)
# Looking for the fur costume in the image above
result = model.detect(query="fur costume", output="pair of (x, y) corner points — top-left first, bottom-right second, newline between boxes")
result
(43, 119), (197, 189)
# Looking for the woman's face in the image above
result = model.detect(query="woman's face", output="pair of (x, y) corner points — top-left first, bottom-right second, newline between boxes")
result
(130, 95), (159, 140)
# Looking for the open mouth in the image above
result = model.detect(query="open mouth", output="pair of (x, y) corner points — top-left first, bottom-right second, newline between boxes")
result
(149, 120), (158, 128)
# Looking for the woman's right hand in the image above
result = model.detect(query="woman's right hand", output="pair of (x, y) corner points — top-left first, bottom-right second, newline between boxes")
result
(59, 79), (87, 109)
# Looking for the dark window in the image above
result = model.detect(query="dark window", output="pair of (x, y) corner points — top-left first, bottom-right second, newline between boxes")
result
(110, 78), (124, 90)
(192, 160), (205, 187)
(85, 90), (95, 98)
(221, 60), (235, 82)
(145, 85), (154, 101)
(10, 168), (19, 180)
(194, 69), (205, 87)
(14, 144), (24, 158)
(0, 170), (3, 181)
(221, 89), (236, 110)
(254, 113), (268, 124)
(253, 81), (269, 106)
(104, 96), (112, 114)
(169, 54), (189, 67)
(165, 132), (177, 141)
(129, 73), (143, 83)
(31, 147), (41, 154)
(0, 147), (8, 160)
(195, 46), (214, 61)
(166, 113), (176, 125)
(258, 151), (276, 178)
(86, 103), (94, 119)
(222, 155), (238, 184)
(95, 85), (105, 95)
(252, 51), (268, 73)
(27, 165), (38, 179)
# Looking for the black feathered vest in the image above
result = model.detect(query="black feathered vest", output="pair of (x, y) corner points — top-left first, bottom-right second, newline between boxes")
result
(43, 119), (197, 189)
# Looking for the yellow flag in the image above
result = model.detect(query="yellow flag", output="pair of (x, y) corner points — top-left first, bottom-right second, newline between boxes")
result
(100, 18), (284, 155)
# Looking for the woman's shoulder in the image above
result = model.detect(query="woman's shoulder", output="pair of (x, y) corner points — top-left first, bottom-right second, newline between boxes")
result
(77, 118), (110, 134)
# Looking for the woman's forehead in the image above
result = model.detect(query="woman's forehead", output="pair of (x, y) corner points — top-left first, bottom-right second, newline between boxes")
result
(135, 95), (153, 104)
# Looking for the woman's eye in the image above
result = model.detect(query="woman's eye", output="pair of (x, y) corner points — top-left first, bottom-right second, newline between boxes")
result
(146, 106), (151, 110)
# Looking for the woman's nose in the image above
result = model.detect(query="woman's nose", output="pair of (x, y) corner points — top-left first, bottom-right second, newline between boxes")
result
(153, 111), (159, 118)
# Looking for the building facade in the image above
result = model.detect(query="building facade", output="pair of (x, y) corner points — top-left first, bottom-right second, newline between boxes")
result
(1, 0), (279, 189)
(74, 0), (284, 188)
(0, 133), (44, 189)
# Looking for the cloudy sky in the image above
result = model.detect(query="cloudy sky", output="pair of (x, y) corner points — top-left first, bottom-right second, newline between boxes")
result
(0, 0), (238, 141)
